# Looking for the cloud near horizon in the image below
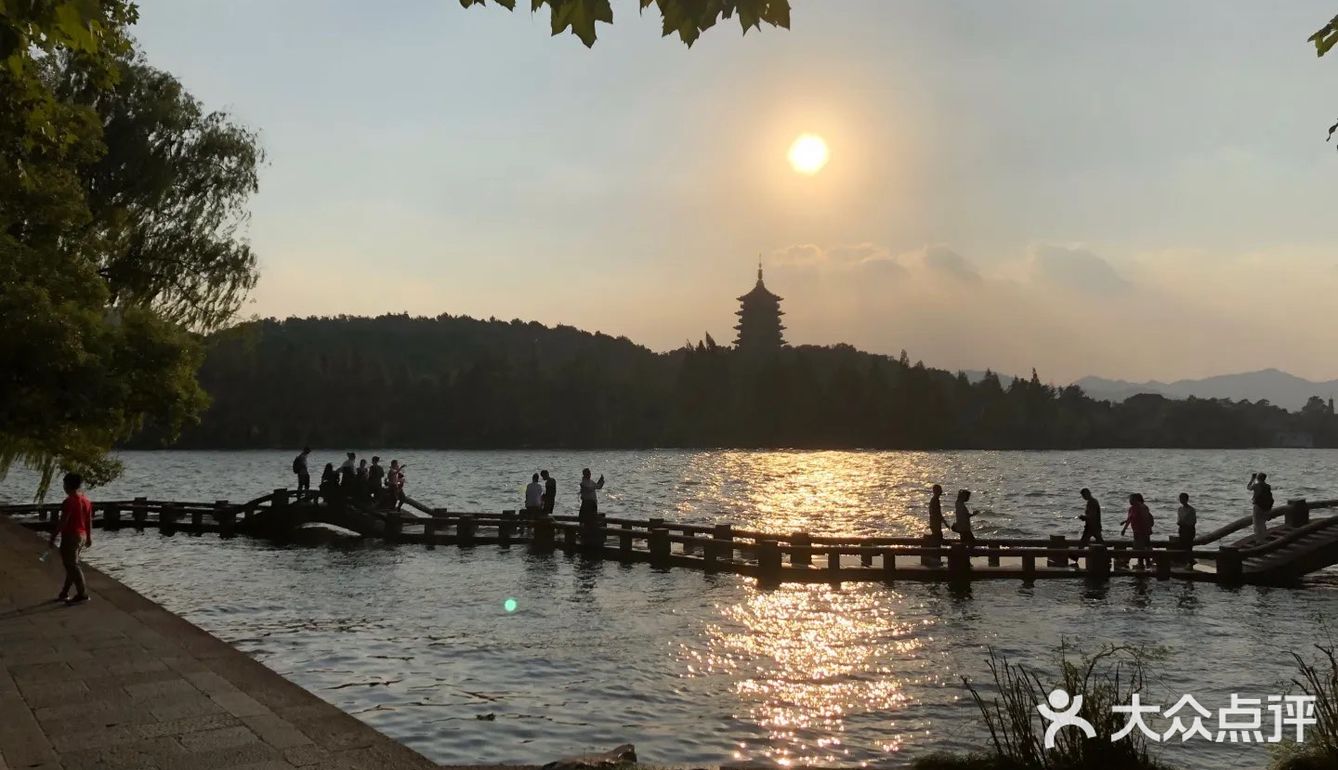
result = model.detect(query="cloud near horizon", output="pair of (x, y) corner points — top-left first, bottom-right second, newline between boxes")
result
(760, 241), (1338, 383)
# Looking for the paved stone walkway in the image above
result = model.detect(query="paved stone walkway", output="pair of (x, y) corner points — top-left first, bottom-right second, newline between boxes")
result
(0, 516), (444, 770)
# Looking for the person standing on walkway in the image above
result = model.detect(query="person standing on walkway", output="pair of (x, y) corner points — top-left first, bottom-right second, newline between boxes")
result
(1177, 492), (1197, 565)
(1248, 472), (1273, 538)
(579, 468), (605, 522)
(387, 460), (406, 510)
(339, 452), (356, 489)
(292, 447), (312, 493)
(525, 473), (544, 518)
(1121, 493), (1154, 570)
(368, 456), (385, 494)
(1071, 488), (1103, 566)
(927, 485), (944, 541)
(540, 470), (556, 515)
(951, 489), (976, 544)
(49, 472), (92, 604)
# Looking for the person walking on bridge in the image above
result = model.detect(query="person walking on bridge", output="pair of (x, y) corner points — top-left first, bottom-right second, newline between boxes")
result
(927, 485), (944, 541)
(579, 468), (605, 522)
(1177, 492), (1197, 565)
(540, 470), (556, 515)
(1248, 472), (1273, 539)
(1071, 488), (1103, 566)
(1121, 493), (1154, 570)
(292, 447), (312, 493)
(50, 472), (92, 605)
(951, 489), (976, 544)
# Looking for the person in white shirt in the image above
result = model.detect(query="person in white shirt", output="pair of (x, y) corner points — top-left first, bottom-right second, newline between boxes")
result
(1176, 492), (1197, 565)
(524, 473), (544, 518)
(578, 468), (605, 522)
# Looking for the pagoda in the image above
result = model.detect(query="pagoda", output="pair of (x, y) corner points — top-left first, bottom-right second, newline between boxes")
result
(733, 261), (785, 350)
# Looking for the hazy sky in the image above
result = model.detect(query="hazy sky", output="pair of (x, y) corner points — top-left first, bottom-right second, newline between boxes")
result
(132, 1), (1338, 382)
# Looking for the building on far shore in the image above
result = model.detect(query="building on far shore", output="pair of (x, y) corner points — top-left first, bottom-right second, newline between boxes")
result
(734, 261), (785, 351)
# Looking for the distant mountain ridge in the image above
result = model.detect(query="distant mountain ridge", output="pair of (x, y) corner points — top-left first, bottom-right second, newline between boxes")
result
(1073, 369), (1338, 411)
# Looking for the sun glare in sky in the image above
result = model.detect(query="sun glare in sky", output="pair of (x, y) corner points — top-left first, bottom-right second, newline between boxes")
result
(787, 133), (829, 175)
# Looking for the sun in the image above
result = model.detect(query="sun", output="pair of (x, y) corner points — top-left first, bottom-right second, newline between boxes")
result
(787, 133), (829, 175)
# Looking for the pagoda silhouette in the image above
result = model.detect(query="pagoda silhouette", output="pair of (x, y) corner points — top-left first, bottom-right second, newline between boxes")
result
(733, 261), (785, 350)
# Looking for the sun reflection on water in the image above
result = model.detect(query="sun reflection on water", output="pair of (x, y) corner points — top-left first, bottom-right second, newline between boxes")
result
(682, 583), (931, 766)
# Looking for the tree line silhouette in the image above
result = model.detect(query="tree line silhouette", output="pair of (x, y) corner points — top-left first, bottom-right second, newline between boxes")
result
(131, 314), (1338, 451)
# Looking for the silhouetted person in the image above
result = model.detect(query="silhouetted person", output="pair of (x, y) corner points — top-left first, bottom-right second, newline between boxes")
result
(579, 468), (604, 522)
(525, 473), (544, 518)
(1248, 472), (1273, 538)
(292, 447), (312, 493)
(49, 472), (92, 604)
(1177, 492), (1197, 565)
(541, 470), (556, 514)
(1121, 493), (1154, 570)
(387, 460), (406, 510)
(339, 452), (356, 488)
(1071, 488), (1103, 566)
(951, 489), (975, 544)
(927, 484), (944, 541)
(356, 459), (371, 502)
(368, 456), (385, 492)
(319, 463), (340, 505)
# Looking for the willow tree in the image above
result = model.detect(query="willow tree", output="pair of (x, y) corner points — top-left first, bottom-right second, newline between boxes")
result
(1, 2), (261, 496)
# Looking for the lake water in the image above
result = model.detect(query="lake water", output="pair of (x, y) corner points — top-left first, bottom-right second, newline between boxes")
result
(3, 449), (1336, 769)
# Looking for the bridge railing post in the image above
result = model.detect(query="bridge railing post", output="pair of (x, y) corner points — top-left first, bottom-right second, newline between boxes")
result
(424, 518), (437, 549)
(384, 511), (402, 543)
(273, 488), (289, 509)
(882, 550), (897, 582)
(458, 515), (476, 547)
(712, 524), (733, 563)
(1088, 544), (1111, 581)
(190, 506), (204, 536)
(216, 500), (235, 538)
(619, 523), (634, 561)
(920, 535), (942, 567)
(948, 543), (971, 580)
(161, 503), (180, 536)
(133, 497), (147, 530)
(1217, 546), (1244, 586)
(1286, 499), (1310, 528)
(105, 504), (122, 531)
(499, 510), (517, 547)
(859, 547), (874, 567)
(756, 538), (781, 586)
(648, 527), (670, 568)
(791, 532), (812, 567)
(580, 514), (606, 554)
(1021, 554), (1037, 582)
(531, 516), (555, 554)
(1154, 551), (1172, 581)
(1047, 535), (1067, 567)
(826, 548), (842, 576)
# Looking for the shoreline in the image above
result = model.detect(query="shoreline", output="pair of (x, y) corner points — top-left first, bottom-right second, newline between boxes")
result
(0, 516), (524, 770)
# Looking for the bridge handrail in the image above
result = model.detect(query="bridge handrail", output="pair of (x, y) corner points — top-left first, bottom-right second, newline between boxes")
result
(1233, 515), (1338, 559)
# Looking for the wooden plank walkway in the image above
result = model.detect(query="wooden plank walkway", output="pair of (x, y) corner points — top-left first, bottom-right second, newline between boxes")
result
(5, 491), (1338, 586)
(0, 516), (448, 770)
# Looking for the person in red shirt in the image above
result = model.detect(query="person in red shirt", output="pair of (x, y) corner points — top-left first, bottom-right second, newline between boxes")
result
(1120, 492), (1155, 571)
(48, 472), (93, 604)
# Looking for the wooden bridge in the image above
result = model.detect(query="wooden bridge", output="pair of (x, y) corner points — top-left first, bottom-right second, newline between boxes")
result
(4, 490), (1338, 587)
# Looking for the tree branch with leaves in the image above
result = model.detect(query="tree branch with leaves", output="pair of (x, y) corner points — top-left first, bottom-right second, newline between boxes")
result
(459, 0), (790, 47)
